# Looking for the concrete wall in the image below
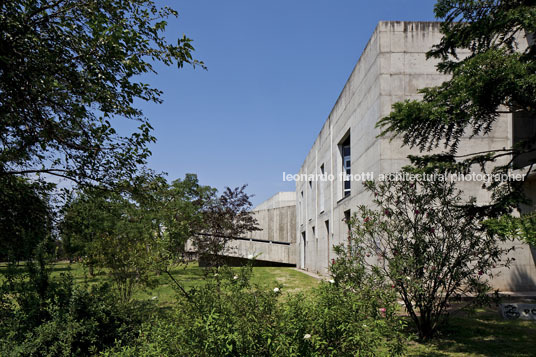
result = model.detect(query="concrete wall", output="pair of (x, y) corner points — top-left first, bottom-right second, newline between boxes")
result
(296, 21), (536, 291)
(227, 192), (297, 265)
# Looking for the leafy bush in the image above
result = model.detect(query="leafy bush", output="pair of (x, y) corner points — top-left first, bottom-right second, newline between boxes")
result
(105, 264), (406, 356)
(105, 265), (279, 356)
(279, 282), (406, 356)
(0, 273), (152, 357)
(347, 171), (513, 339)
(273, 246), (407, 356)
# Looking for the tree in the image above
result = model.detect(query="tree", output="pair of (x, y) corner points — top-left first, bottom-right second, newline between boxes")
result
(193, 185), (260, 267)
(129, 173), (215, 270)
(60, 173), (214, 301)
(0, 0), (203, 187)
(377, 0), (536, 219)
(347, 168), (513, 340)
(60, 186), (154, 301)
(0, 176), (54, 263)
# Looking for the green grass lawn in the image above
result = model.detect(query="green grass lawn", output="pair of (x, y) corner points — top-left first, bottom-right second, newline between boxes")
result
(407, 308), (536, 357)
(43, 262), (319, 303)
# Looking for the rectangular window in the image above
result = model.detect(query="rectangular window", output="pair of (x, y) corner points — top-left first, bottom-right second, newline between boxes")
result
(340, 136), (351, 197)
(325, 219), (330, 265)
(344, 210), (351, 228)
(319, 164), (325, 212)
(301, 231), (306, 268)
(308, 181), (312, 220)
(299, 190), (303, 223)
(344, 210), (351, 248)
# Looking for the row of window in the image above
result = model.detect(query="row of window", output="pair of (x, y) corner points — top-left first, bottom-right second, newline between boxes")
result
(300, 220), (330, 267)
(298, 133), (352, 223)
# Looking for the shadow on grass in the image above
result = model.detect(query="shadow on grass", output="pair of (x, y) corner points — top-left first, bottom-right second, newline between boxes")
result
(408, 308), (536, 356)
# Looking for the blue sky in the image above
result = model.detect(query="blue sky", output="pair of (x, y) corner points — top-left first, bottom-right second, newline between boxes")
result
(137, 0), (437, 206)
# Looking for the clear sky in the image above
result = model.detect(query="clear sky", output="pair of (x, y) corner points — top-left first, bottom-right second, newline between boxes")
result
(136, 0), (437, 206)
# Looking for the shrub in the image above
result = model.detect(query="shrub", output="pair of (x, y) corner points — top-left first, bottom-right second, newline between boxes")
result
(0, 273), (152, 357)
(105, 265), (279, 356)
(278, 282), (406, 356)
(347, 171), (513, 340)
(106, 264), (406, 356)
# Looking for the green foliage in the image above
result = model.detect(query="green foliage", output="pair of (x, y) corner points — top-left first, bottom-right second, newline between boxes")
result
(105, 265), (280, 356)
(0, 0), (203, 186)
(0, 176), (54, 263)
(105, 264), (405, 356)
(0, 271), (152, 357)
(485, 212), (536, 246)
(346, 170), (513, 340)
(60, 186), (155, 301)
(279, 278), (406, 356)
(60, 172), (213, 302)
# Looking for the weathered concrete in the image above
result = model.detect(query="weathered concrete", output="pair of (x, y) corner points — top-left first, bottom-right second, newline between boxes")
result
(296, 21), (536, 291)
(226, 192), (297, 265)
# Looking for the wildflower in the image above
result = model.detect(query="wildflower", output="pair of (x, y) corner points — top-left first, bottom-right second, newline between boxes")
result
(406, 276), (411, 280)
(328, 279), (335, 284)
(273, 287), (280, 293)
(151, 296), (158, 300)
(303, 333), (311, 340)
(478, 270), (483, 276)
(233, 275), (239, 280)
(414, 209), (420, 214)
(364, 217), (370, 223)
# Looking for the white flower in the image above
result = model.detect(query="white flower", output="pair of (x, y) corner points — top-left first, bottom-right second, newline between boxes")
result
(214, 273), (219, 277)
(151, 296), (158, 300)
(328, 279), (335, 284)
(303, 333), (311, 340)
(406, 276), (411, 280)
(362, 324), (367, 328)
(233, 275), (239, 280)
(273, 287), (280, 293)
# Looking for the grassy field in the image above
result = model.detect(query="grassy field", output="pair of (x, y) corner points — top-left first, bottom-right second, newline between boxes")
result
(3, 262), (535, 356)
(44, 262), (320, 303)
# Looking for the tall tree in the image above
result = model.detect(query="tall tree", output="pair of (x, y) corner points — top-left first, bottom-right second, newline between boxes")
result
(0, 0), (203, 187)
(60, 173), (213, 301)
(377, 0), (536, 220)
(0, 175), (54, 263)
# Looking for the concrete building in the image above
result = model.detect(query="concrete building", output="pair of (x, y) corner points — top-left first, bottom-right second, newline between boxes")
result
(226, 192), (296, 265)
(295, 21), (536, 291)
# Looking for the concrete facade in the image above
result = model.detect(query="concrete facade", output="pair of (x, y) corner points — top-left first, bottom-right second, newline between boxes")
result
(227, 192), (297, 265)
(295, 21), (536, 291)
